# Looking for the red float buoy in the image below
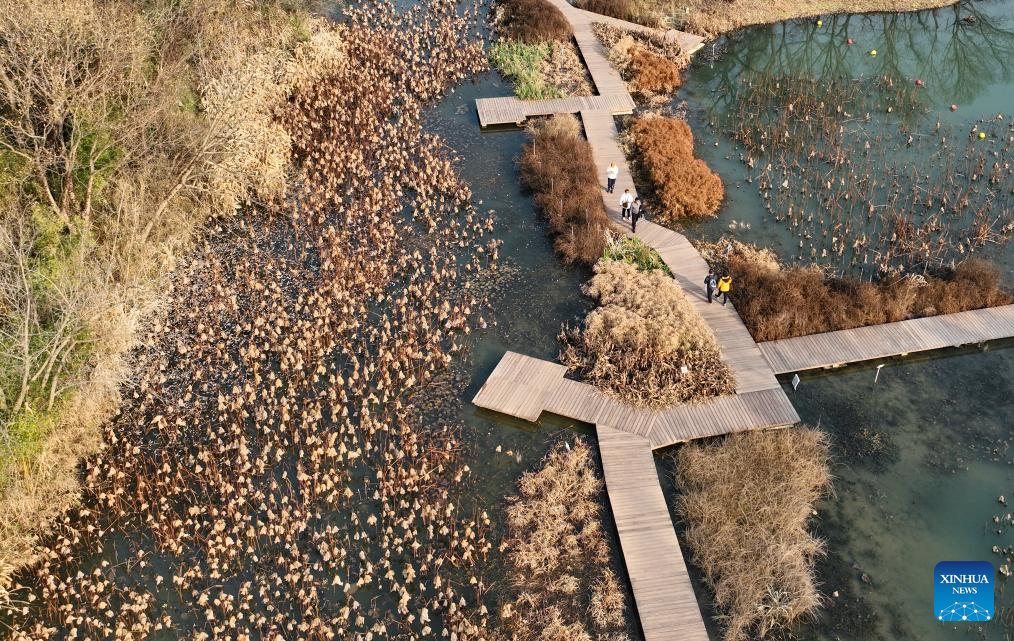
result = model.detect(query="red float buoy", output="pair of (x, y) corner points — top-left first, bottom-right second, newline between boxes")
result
(847, 37), (854, 45)
(951, 104), (958, 112)
(915, 79), (924, 86)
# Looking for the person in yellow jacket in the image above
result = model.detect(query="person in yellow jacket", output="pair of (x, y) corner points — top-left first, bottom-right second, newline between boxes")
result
(717, 274), (732, 306)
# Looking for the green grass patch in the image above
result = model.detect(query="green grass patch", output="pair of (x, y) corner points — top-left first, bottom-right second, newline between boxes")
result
(488, 40), (566, 100)
(602, 234), (671, 274)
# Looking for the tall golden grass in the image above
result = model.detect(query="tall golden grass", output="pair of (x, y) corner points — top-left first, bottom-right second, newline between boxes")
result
(675, 427), (833, 641)
(629, 115), (724, 224)
(561, 260), (734, 407)
(502, 439), (631, 641)
(595, 24), (687, 101)
(699, 239), (1012, 341)
(493, 0), (572, 43)
(518, 114), (611, 264)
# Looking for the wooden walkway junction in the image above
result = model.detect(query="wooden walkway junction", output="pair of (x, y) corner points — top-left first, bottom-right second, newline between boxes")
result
(758, 304), (1014, 374)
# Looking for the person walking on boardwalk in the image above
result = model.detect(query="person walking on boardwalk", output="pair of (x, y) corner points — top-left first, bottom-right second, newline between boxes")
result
(619, 189), (634, 221)
(630, 198), (642, 232)
(704, 269), (717, 303)
(717, 273), (732, 306)
(606, 162), (618, 193)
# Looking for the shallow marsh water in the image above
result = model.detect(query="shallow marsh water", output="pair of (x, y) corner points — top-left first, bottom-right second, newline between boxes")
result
(432, 2), (1014, 640)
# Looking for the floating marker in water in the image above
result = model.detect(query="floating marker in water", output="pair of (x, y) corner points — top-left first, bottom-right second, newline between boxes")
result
(870, 49), (878, 56)
(915, 79), (924, 86)
(951, 104), (959, 111)
(847, 37), (854, 45)
(979, 132), (987, 140)
(816, 19), (823, 27)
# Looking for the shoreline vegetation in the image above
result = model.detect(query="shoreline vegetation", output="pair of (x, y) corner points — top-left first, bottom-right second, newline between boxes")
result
(4, 1), (507, 638)
(594, 23), (688, 104)
(560, 260), (735, 407)
(675, 427), (833, 641)
(0, 0), (321, 584)
(518, 114), (611, 264)
(573, 0), (958, 36)
(488, 0), (593, 100)
(698, 238), (1013, 341)
(501, 439), (632, 641)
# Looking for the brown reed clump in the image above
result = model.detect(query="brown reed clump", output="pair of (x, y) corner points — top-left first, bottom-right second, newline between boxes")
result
(502, 439), (631, 641)
(629, 114), (724, 224)
(560, 260), (734, 407)
(675, 427), (832, 641)
(494, 0), (572, 44)
(575, 0), (661, 28)
(594, 24), (686, 102)
(518, 114), (610, 264)
(700, 240), (1012, 341)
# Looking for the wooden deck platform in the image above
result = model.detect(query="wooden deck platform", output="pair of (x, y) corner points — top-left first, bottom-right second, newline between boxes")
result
(597, 425), (709, 641)
(759, 304), (1014, 374)
(475, 93), (635, 127)
(473, 351), (798, 448)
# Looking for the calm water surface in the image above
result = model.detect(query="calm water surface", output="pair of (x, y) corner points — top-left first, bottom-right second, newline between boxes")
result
(434, 2), (1014, 639)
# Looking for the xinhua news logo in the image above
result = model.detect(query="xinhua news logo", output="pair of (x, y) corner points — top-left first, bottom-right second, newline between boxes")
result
(934, 561), (995, 622)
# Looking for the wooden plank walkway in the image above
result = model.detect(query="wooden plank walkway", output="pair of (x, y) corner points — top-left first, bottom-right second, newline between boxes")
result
(475, 93), (634, 127)
(759, 304), (1014, 374)
(473, 351), (798, 448)
(597, 425), (709, 641)
(581, 109), (783, 395)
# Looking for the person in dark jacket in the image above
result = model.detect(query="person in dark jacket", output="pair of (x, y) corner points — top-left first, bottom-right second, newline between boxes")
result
(704, 269), (717, 303)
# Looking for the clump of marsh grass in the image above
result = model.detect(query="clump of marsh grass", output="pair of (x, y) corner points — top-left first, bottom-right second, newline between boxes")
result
(502, 439), (631, 641)
(560, 260), (734, 407)
(519, 114), (611, 264)
(602, 231), (671, 274)
(675, 427), (833, 641)
(698, 238), (1013, 341)
(493, 0), (572, 44)
(628, 114), (725, 224)
(594, 24), (687, 102)
(575, 0), (662, 28)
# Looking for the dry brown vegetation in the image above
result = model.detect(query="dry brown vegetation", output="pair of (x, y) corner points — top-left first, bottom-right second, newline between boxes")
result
(561, 260), (734, 407)
(594, 24), (687, 102)
(518, 114), (611, 264)
(629, 115), (725, 225)
(494, 0), (573, 43)
(699, 239), (1013, 341)
(675, 427), (832, 641)
(0, 0), (333, 585)
(576, 0), (663, 28)
(667, 0), (955, 36)
(502, 439), (631, 641)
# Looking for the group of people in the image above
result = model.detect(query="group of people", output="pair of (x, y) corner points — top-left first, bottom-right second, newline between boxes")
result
(606, 162), (644, 232)
(606, 163), (735, 306)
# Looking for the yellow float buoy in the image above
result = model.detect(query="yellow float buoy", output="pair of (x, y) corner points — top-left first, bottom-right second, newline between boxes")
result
(816, 19), (823, 27)
(870, 49), (878, 56)
(978, 132), (987, 140)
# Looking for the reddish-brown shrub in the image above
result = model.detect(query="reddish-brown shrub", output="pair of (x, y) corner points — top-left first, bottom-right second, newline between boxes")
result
(495, 0), (572, 44)
(628, 46), (682, 94)
(630, 115), (724, 222)
(518, 114), (610, 264)
(711, 242), (1013, 341)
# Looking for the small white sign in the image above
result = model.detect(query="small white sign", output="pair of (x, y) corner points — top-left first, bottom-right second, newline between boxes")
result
(791, 373), (801, 390)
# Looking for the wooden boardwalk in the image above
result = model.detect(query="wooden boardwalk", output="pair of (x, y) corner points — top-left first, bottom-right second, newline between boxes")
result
(597, 425), (709, 641)
(473, 352), (798, 448)
(759, 304), (1014, 374)
(478, 0), (703, 127)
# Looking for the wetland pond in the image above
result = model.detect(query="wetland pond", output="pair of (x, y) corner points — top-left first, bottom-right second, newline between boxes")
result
(432, 1), (1014, 639)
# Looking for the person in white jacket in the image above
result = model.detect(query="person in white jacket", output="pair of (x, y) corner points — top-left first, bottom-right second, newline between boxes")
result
(606, 162), (618, 193)
(619, 189), (634, 221)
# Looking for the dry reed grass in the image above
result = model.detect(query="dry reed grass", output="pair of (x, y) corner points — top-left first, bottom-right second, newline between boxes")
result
(502, 439), (631, 641)
(629, 115), (724, 224)
(699, 239), (1012, 341)
(518, 114), (611, 264)
(675, 427), (832, 641)
(494, 0), (572, 44)
(560, 260), (734, 407)
(576, 0), (663, 28)
(594, 24), (687, 102)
